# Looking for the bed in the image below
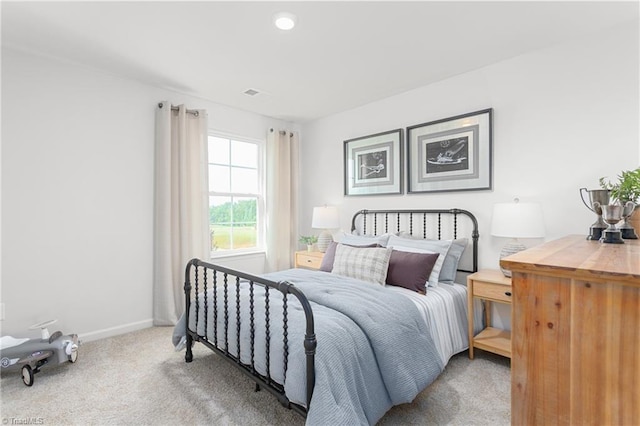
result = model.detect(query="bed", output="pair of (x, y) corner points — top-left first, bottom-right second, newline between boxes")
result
(173, 208), (482, 425)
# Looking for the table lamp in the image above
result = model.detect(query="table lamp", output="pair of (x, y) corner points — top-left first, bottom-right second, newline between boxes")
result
(491, 199), (545, 277)
(312, 206), (340, 253)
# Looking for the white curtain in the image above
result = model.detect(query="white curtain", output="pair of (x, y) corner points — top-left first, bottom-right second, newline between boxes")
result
(265, 129), (299, 272)
(153, 102), (209, 325)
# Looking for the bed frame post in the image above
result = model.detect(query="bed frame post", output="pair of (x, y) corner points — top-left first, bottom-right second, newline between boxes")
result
(184, 259), (197, 363)
(279, 281), (317, 409)
(304, 332), (317, 407)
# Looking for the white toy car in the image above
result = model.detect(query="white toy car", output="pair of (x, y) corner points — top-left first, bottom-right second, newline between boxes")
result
(0, 320), (79, 386)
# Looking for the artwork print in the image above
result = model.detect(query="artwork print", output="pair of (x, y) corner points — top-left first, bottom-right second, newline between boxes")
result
(344, 129), (403, 196)
(358, 149), (388, 180)
(407, 109), (492, 193)
(425, 136), (469, 173)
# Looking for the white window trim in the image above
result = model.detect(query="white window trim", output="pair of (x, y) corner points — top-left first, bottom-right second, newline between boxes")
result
(207, 130), (266, 259)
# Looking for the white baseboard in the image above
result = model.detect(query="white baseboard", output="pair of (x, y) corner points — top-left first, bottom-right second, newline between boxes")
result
(78, 319), (154, 342)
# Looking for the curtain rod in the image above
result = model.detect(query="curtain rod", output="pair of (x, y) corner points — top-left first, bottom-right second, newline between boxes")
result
(157, 102), (199, 116)
(269, 128), (294, 137)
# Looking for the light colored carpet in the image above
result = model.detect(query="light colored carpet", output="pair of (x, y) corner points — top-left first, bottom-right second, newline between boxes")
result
(1, 327), (510, 425)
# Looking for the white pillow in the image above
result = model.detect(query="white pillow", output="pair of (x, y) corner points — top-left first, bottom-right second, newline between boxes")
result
(338, 233), (392, 247)
(387, 235), (451, 287)
(331, 245), (392, 286)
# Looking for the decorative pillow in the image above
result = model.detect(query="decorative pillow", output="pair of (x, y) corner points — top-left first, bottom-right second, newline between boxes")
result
(386, 250), (439, 294)
(387, 235), (451, 287)
(438, 238), (468, 284)
(319, 242), (339, 272)
(338, 233), (392, 248)
(319, 241), (379, 272)
(331, 245), (392, 286)
(397, 234), (468, 284)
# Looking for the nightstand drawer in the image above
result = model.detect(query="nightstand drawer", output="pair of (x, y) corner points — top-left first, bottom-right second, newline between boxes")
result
(296, 252), (323, 270)
(474, 281), (512, 303)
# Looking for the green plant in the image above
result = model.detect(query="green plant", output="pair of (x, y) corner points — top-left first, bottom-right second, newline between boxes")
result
(599, 167), (640, 203)
(299, 235), (318, 245)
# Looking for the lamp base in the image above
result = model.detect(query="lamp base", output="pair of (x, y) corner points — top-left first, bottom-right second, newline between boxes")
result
(316, 230), (333, 253)
(499, 241), (527, 277)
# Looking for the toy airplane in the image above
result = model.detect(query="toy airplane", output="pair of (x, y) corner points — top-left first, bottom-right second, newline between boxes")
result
(0, 319), (79, 386)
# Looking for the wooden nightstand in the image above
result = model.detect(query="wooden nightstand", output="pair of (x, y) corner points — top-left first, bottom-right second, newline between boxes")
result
(294, 251), (324, 270)
(467, 269), (512, 359)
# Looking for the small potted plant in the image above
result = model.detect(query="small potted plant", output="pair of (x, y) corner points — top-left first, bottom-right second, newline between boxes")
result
(599, 167), (640, 204)
(299, 235), (318, 252)
(600, 167), (640, 238)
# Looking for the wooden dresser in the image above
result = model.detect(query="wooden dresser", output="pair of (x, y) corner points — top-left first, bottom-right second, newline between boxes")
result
(501, 235), (640, 426)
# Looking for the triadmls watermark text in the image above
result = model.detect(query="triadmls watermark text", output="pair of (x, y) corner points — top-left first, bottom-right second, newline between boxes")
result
(2, 418), (45, 425)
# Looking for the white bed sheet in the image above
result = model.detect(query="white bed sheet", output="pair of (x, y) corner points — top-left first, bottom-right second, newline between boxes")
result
(387, 282), (484, 365)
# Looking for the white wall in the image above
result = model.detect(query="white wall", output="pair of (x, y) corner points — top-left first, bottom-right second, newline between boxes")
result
(3, 20), (638, 339)
(299, 22), (639, 329)
(1, 48), (292, 339)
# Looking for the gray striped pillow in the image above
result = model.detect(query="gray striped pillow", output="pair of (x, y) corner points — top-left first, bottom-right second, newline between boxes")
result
(331, 245), (392, 285)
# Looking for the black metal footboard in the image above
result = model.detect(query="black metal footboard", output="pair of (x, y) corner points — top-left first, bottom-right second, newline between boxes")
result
(183, 258), (317, 417)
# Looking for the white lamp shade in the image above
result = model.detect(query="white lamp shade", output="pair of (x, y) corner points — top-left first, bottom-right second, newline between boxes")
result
(312, 206), (340, 229)
(491, 202), (545, 238)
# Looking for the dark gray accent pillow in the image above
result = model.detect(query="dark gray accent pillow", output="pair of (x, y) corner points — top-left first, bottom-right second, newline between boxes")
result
(386, 250), (440, 294)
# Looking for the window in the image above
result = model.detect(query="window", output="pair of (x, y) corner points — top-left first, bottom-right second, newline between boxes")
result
(207, 133), (264, 255)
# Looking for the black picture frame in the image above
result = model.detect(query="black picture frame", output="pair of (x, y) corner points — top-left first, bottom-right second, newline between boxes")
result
(344, 129), (403, 196)
(406, 109), (492, 194)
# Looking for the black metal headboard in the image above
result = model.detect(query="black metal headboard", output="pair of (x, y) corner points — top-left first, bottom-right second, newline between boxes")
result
(350, 208), (479, 273)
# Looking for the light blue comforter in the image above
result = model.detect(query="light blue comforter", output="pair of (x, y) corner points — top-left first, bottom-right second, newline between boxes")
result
(266, 269), (445, 425)
(175, 268), (445, 425)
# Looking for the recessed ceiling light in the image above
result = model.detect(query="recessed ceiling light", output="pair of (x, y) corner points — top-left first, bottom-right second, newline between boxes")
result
(273, 12), (297, 31)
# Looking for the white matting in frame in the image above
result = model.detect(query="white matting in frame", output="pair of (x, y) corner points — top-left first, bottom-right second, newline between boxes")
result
(344, 129), (403, 196)
(407, 109), (492, 193)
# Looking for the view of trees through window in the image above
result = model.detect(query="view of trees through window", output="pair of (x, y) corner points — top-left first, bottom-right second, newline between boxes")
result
(208, 134), (261, 252)
(209, 198), (257, 251)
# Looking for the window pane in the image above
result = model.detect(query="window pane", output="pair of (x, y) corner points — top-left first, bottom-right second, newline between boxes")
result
(209, 165), (230, 193)
(209, 196), (257, 251)
(208, 136), (229, 164)
(231, 197), (257, 249)
(231, 140), (257, 168)
(231, 167), (258, 193)
(210, 196), (231, 251)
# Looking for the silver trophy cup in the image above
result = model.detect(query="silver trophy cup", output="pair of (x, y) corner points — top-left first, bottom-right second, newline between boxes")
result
(619, 201), (638, 239)
(580, 188), (610, 240)
(594, 202), (630, 244)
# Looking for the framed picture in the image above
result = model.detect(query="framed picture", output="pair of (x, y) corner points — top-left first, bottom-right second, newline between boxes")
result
(344, 129), (403, 196)
(407, 109), (492, 194)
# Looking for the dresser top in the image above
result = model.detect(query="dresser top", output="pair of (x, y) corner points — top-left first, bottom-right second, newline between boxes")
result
(500, 234), (640, 284)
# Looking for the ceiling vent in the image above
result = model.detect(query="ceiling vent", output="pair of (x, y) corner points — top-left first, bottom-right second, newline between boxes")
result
(243, 88), (260, 97)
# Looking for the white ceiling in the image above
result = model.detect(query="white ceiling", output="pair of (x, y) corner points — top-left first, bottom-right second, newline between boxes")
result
(2, 1), (638, 123)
